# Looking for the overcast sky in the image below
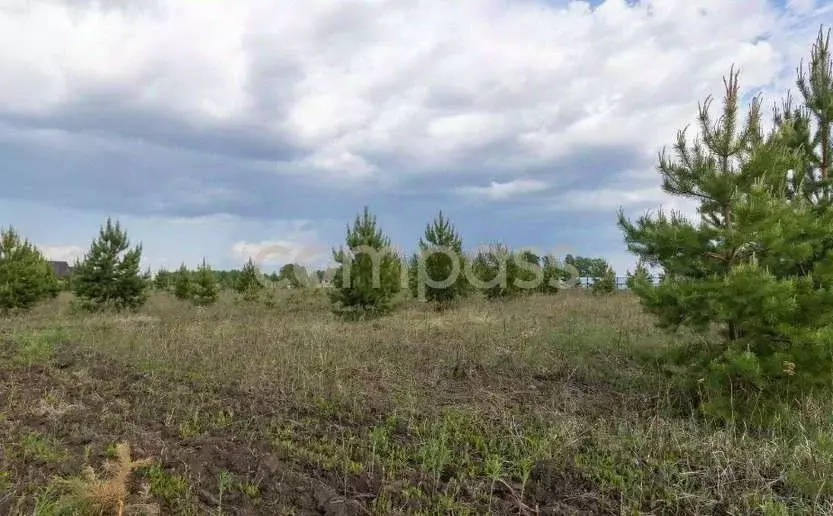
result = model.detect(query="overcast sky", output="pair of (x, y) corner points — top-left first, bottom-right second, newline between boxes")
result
(1, 0), (830, 274)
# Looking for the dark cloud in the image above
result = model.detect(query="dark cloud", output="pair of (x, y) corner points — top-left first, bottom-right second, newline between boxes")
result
(0, 97), (304, 165)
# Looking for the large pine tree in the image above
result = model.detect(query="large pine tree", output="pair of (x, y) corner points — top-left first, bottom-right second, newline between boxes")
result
(71, 218), (147, 311)
(618, 31), (833, 422)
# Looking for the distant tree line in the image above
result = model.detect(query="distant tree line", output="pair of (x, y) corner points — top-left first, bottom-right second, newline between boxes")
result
(0, 209), (620, 314)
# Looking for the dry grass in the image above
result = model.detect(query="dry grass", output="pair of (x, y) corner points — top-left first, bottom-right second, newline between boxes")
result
(55, 442), (155, 515)
(1, 288), (832, 514)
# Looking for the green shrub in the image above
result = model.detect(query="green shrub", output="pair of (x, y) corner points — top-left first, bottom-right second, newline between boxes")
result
(0, 227), (60, 313)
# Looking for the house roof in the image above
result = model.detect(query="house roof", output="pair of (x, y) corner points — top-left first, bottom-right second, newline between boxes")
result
(48, 260), (72, 276)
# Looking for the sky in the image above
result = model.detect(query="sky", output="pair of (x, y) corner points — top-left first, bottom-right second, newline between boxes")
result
(1, 0), (831, 275)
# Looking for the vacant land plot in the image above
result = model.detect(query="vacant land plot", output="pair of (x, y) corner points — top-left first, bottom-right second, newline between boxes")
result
(1, 290), (831, 514)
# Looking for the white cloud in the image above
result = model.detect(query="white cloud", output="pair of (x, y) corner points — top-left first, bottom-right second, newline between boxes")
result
(231, 240), (330, 268)
(0, 0), (821, 188)
(38, 244), (85, 263)
(787, 0), (817, 15)
(551, 185), (701, 220)
(456, 179), (550, 201)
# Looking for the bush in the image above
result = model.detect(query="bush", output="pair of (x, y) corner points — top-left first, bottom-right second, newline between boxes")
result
(71, 218), (147, 312)
(0, 227), (60, 313)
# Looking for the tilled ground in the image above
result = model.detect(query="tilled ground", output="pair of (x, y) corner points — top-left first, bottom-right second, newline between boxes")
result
(0, 337), (617, 515)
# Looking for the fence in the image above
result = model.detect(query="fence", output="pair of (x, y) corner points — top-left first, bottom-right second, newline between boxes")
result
(576, 276), (661, 290)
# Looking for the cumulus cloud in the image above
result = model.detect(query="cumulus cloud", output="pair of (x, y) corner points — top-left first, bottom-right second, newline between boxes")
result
(1, 0), (831, 274)
(551, 184), (700, 218)
(231, 240), (331, 269)
(456, 179), (550, 201)
(0, 0), (820, 207)
(38, 245), (85, 263)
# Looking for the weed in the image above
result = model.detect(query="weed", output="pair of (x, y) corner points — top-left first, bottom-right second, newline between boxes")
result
(54, 442), (154, 515)
(140, 463), (189, 506)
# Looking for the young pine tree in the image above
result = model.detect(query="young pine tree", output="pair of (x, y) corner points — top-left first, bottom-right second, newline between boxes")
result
(153, 268), (173, 291)
(406, 252), (420, 297)
(625, 260), (653, 291)
(235, 258), (265, 301)
(513, 249), (543, 294)
(71, 218), (147, 311)
(411, 211), (469, 306)
(792, 27), (833, 197)
(539, 255), (576, 293)
(618, 55), (833, 424)
(330, 207), (402, 315)
(470, 243), (515, 299)
(0, 227), (60, 313)
(590, 262), (617, 294)
(172, 263), (192, 300)
(191, 259), (219, 306)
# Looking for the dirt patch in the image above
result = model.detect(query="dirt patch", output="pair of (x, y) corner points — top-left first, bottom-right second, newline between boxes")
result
(524, 458), (620, 515)
(0, 353), (371, 515)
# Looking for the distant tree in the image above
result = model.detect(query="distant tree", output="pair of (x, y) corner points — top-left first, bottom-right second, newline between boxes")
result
(406, 252), (420, 297)
(235, 258), (265, 301)
(539, 255), (575, 293)
(411, 211), (469, 306)
(191, 258), (219, 306)
(330, 206), (402, 315)
(172, 263), (192, 300)
(278, 263), (309, 289)
(315, 269), (326, 283)
(626, 260), (653, 290)
(71, 218), (147, 311)
(0, 227), (60, 313)
(470, 243), (526, 299)
(469, 246), (543, 298)
(564, 255), (608, 280)
(153, 268), (173, 291)
(590, 262), (617, 294)
(513, 249), (543, 294)
(266, 271), (280, 284)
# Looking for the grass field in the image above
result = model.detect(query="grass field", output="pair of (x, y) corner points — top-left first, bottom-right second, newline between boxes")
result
(1, 289), (832, 514)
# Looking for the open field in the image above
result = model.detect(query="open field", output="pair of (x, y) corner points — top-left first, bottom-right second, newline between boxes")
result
(1, 290), (832, 515)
